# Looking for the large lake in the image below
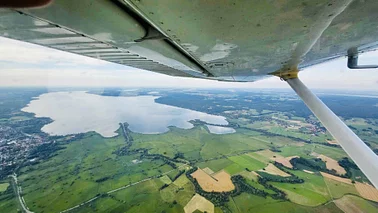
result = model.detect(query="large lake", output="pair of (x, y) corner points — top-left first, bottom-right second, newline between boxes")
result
(22, 91), (233, 137)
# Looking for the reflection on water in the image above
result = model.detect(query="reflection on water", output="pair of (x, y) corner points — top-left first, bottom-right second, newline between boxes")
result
(22, 91), (229, 137)
(206, 124), (236, 134)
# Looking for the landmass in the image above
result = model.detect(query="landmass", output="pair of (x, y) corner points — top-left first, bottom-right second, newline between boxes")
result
(0, 88), (377, 213)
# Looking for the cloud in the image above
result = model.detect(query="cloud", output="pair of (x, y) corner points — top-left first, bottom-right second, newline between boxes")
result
(0, 36), (377, 91)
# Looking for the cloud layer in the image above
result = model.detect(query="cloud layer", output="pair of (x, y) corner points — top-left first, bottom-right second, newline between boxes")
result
(0, 37), (378, 90)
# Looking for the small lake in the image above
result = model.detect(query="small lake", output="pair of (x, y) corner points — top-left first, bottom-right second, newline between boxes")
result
(22, 91), (231, 137)
(206, 124), (236, 134)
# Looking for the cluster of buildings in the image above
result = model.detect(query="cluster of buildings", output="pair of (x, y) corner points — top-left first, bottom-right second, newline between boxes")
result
(0, 124), (50, 174)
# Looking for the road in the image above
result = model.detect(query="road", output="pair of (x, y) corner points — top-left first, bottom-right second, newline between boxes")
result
(10, 173), (34, 213)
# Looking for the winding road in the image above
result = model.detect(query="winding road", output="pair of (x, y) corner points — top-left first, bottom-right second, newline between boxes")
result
(10, 173), (34, 213)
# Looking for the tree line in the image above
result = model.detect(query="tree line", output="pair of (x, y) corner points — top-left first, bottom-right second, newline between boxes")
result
(185, 167), (289, 207)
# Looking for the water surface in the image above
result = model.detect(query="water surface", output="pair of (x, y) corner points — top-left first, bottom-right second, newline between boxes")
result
(22, 91), (229, 137)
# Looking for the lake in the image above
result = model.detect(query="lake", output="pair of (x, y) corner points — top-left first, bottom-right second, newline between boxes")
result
(22, 91), (233, 137)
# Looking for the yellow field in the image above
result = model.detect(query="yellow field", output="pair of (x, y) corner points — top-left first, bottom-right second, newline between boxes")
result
(275, 156), (298, 168)
(191, 169), (235, 192)
(334, 195), (375, 213)
(239, 170), (259, 181)
(326, 140), (338, 145)
(254, 149), (297, 168)
(354, 182), (378, 202)
(247, 152), (270, 164)
(317, 155), (346, 175)
(213, 170), (235, 190)
(202, 167), (215, 175)
(184, 194), (214, 213)
(255, 149), (278, 159)
(0, 183), (9, 192)
(259, 163), (290, 177)
(320, 172), (352, 185)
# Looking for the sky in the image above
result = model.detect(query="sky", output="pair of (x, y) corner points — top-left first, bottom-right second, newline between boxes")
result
(0, 37), (378, 91)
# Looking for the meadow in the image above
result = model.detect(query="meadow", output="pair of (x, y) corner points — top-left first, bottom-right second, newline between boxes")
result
(16, 131), (174, 213)
(13, 123), (377, 213)
(0, 181), (18, 213)
(1, 88), (378, 213)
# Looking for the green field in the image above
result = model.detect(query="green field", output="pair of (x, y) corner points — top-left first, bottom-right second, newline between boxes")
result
(17, 132), (175, 213)
(244, 179), (276, 194)
(0, 183), (9, 192)
(199, 133), (269, 159)
(279, 144), (348, 160)
(172, 175), (189, 188)
(247, 152), (271, 164)
(239, 170), (259, 181)
(160, 183), (181, 203)
(335, 195), (378, 213)
(0, 182), (19, 213)
(131, 126), (270, 161)
(228, 193), (343, 213)
(273, 183), (329, 206)
(245, 201), (343, 213)
(167, 170), (181, 181)
(197, 158), (234, 172)
(76, 179), (185, 213)
(323, 178), (359, 199)
(272, 170), (331, 206)
(224, 163), (246, 175)
(342, 118), (378, 150)
(228, 154), (267, 171)
(268, 126), (313, 141)
(160, 175), (172, 185)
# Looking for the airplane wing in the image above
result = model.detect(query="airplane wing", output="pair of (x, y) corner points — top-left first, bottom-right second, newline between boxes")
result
(1, 0), (378, 188)
(1, 0), (378, 82)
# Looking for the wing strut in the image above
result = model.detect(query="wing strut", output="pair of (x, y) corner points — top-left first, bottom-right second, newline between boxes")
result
(283, 76), (378, 188)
